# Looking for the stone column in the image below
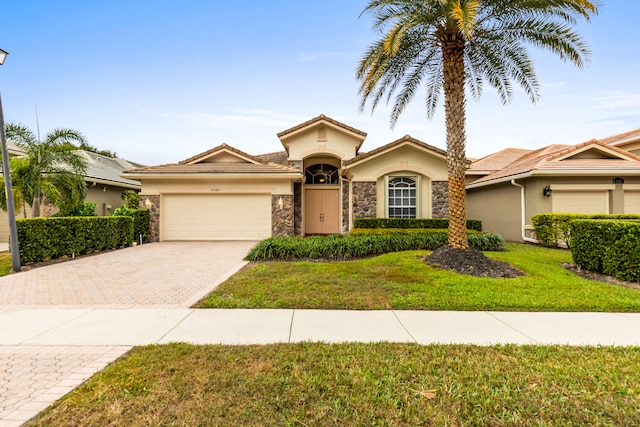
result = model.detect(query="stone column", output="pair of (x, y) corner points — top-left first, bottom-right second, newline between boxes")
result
(431, 181), (449, 218)
(139, 195), (160, 242)
(272, 194), (294, 237)
(352, 181), (377, 219)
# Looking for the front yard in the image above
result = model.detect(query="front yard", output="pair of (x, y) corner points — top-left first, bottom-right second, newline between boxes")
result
(197, 243), (640, 312)
(29, 343), (640, 426)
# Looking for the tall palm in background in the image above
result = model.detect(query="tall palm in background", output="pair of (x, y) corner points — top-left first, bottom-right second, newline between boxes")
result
(1, 123), (88, 217)
(357, 0), (598, 249)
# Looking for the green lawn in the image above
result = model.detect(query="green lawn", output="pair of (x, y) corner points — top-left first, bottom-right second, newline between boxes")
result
(198, 243), (640, 311)
(0, 253), (12, 276)
(29, 343), (640, 426)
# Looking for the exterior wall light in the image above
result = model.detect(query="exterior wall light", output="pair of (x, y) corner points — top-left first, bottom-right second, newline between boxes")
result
(613, 177), (624, 184)
(145, 198), (152, 208)
(278, 197), (284, 210)
(542, 185), (552, 198)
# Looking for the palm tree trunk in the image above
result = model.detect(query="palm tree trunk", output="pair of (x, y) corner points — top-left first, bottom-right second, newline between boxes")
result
(442, 38), (468, 249)
(32, 188), (41, 217)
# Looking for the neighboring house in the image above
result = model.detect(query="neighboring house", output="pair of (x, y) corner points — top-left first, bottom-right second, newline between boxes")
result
(466, 131), (640, 242)
(123, 114), (451, 242)
(0, 140), (142, 242)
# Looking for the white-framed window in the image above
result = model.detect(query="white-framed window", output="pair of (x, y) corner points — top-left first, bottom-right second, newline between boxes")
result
(387, 176), (418, 218)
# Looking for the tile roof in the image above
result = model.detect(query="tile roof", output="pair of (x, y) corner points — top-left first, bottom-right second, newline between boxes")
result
(468, 139), (640, 186)
(468, 148), (532, 173)
(81, 151), (142, 187)
(255, 150), (289, 166)
(124, 161), (301, 176)
(600, 128), (640, 146)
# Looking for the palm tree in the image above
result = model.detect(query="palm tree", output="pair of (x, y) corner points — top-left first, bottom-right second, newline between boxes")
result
(357, 0), (598, 249)
(2, 123), (88, 217)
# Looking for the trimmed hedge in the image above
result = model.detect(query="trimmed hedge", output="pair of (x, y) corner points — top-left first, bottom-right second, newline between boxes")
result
(115, 208), (150, 242)
(246, 232), (505, 261)
(353, 218), (482, 232)
(570, 219), (640, 282)
(349, 228), (482, 236)
(17, 216), (134, 264)
(532, 213), (640, 248)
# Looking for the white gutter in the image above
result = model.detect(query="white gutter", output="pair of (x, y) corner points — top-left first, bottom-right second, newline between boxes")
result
(510, 179), (539, 244)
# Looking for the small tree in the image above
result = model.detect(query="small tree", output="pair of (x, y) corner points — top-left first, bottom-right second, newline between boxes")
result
(3, 123), (88, 217)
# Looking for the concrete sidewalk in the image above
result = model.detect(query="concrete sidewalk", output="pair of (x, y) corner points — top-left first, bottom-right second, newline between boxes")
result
(2, 310), (640, 426)
(2, 308), (640, 347)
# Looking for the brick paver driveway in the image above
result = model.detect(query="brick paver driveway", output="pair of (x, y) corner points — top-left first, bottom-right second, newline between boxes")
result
(0, 241), (255, 426)
(0, 241), (254, 308)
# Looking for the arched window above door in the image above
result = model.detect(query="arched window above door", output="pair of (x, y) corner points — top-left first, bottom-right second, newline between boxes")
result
(305, 164), (339, 184)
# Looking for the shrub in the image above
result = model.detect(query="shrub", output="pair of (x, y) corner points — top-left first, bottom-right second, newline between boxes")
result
(353, 218), (482, 231)
(246, 232), (504, 261)
(16, 216), (134, 264)
(114, 207), (150, 242)
(570, 219), (640, 282)
(532, 213), (640, 248)
(54, 201), (97, 217)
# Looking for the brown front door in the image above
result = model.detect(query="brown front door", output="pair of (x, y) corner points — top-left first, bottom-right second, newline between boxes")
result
(305, 188), (340, 235)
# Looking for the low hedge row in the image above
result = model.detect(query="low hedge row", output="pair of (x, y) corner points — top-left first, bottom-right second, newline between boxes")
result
(353, 218), (482, 232)
(570, 219), (640, 282)
(349, 228), (482, 236)
(17, 216), (134, 264)
(532, 213), (640, 248)
(246, 232), (505, 261)
(116, 208), (150, 242)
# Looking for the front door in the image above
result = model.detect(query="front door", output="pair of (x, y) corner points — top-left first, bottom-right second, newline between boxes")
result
(305, 188), (340, 235)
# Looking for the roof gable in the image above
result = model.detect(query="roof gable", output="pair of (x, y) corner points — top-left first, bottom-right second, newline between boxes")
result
(468, 139), (640, 187)
(277, 114), (367, 153)
(345, 135), (449, 168)
(600, 128), (640, 147)
(179, 143), (263, 165)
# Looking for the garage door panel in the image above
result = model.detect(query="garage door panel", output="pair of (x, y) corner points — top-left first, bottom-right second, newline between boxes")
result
(162, 194), (271, 241)
(552, 191), (608, 214)
(624, 191), (640, 214)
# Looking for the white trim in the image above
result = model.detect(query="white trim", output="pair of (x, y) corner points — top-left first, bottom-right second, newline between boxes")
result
(623, 184), (640, 190)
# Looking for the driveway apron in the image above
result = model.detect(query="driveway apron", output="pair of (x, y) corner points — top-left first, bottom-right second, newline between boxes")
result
(0, 241), (254, 426)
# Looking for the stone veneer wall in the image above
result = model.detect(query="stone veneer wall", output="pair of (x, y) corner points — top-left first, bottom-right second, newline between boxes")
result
(293, 182), (302, 236)
(352, 181), (377, 220)
(342, 181), (350, 233)
(431, 181), (449, 218)
(272, 194), (294, 237)
(140, 195), (160, 242)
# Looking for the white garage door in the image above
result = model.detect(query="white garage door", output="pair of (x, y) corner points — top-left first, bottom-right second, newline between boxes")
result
(162, 194), (271, 241)
(552, 191), (608, 214)
(624, 191), (640, 214)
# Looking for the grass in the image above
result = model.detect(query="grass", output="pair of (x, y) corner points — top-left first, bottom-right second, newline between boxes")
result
(28, 342), (640, 426)
(198, 243), (640, 311)
(0, 253), (13, 276)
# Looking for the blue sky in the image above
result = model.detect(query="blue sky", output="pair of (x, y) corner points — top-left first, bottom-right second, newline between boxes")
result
(1, 1), (638, 165)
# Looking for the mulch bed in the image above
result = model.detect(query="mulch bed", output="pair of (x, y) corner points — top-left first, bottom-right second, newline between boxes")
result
(561, 263), (640, 290)
(425, 246), (524, 278)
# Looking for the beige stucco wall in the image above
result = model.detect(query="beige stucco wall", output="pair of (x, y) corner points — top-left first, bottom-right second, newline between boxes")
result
(139, 177), (294, 197)
(86, 184), (131, 216)
(347, 145), (448, 182)
(466, 182), (523, 242)
(284, 126), (361, 161)
(347, 145), (448, 219)
(467, 175), (640, 242)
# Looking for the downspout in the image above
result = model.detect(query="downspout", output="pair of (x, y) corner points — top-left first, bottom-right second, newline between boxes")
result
(510, 179), (539, 244)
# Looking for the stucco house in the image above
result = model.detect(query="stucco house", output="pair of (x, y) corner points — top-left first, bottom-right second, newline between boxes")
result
(0, 141), (142, 242)
(466, 130), (640, 242)
(124, 115), (451, 242)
